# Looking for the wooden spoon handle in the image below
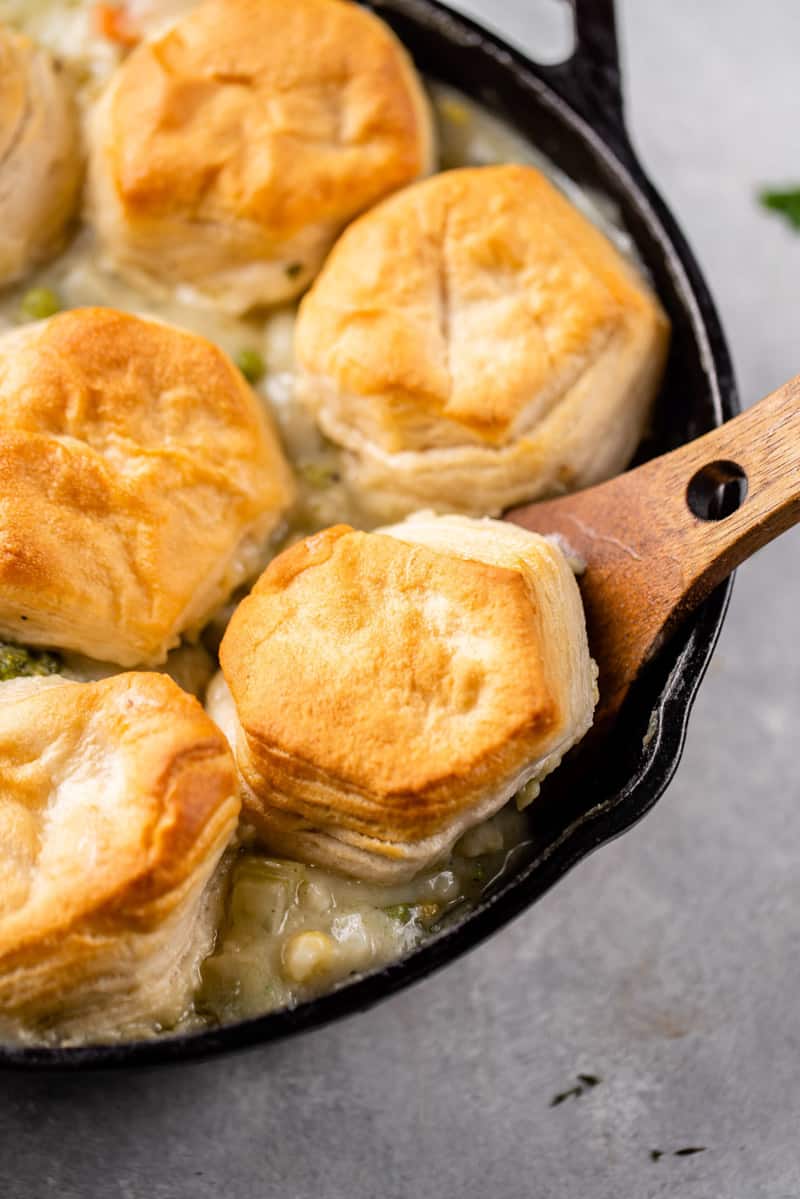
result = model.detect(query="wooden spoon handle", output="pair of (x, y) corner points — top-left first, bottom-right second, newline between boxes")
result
(508, 374), (800, 717)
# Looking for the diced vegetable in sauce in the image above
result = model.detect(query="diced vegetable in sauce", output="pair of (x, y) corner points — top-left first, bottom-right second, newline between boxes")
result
(93, 3), (139, 46)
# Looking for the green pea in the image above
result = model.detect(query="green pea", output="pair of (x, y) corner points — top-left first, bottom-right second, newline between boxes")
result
(20, 287), (61, 321)
(235, 348), (266, 385)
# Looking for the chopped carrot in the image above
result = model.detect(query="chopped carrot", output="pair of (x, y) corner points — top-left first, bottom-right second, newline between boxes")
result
(93, 4), (140, 47)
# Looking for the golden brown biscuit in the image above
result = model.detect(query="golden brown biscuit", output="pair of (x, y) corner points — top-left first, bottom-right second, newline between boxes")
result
(0, 308), (294, 666)
(0, 25), (82, 284)
(87, 0), (434, 313)
(295, 164), (670, 517)
(216, 515), (596, 882)
(0, 671), (239, 1043)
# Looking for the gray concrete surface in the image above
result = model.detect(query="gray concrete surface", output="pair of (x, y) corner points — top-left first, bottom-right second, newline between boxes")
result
(2, 3), (800, 1196)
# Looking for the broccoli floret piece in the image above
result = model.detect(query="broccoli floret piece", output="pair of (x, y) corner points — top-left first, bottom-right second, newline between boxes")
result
(0, 641), (61, 681)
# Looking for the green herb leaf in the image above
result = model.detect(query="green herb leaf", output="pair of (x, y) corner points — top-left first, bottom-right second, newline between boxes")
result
(0, 641), (61, 681)
(235, 348), (266, 385)
(383, 903), (412, 923)
(759, 187), (800, 230)
(382, 902), (440, 927)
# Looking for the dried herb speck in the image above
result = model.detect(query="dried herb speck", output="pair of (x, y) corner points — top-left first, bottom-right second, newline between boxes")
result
(286, 262), (303, 279)
(650, 1150), (663, 1162)
(549, 1073), (603, 1108)
(674, 1147), (706, 1157)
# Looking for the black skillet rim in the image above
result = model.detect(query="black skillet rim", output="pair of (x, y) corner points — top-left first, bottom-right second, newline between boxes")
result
(1, 0), (739, 1070)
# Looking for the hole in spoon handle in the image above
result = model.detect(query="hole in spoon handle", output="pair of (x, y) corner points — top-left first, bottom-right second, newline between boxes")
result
(676, 376), (800, 584)
(686, 460), (748, 522)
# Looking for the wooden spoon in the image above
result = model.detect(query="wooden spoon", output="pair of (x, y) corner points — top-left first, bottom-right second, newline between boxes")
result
(507, 375), (800, 725)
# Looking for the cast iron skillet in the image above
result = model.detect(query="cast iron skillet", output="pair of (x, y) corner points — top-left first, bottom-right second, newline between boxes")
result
(3, 0), (738, 1070)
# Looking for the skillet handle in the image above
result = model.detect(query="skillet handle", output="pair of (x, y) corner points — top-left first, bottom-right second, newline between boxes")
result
(508, 374), (800, 722)
(551, 0), (625, 136)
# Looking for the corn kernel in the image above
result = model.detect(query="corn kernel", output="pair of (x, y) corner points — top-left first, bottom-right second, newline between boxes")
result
(282, 931), (335, 983)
